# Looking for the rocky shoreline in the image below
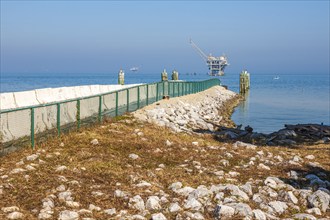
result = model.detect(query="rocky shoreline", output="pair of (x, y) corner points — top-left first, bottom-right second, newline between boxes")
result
(133, 86), (330, 146)
(133, 86), (240, 133)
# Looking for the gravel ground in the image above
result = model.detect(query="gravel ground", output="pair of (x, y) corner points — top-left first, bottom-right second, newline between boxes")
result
(0, 86), (329, 220)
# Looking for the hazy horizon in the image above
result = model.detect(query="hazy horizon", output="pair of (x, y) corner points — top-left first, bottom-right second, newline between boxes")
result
(1, 1), (329, 75)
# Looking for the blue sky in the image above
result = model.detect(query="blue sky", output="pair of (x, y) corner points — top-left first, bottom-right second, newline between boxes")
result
(1, 1), (329, 75)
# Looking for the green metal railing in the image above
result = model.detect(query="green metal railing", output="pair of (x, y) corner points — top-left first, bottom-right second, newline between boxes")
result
(0, 79), (220, 150)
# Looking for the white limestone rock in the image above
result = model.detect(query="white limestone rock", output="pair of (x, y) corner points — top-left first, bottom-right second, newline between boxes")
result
(26, 154), (39, 161)
(306, 207), (322, 215)
(129, 195), (145, 211)
(90, 139), (99, 145)
(233, 141), (257, 150)
(168, 203), (181, 213)
(7, 212), (24, 219)
(136, 181), (152, 187)
(114, 189), (128, 198)
(56, 185), (66, 192)
(228, 171), (240, 177)
(165, 140), (172, 146)
(129, 153), (139, 160)
(55, 165), (67, 172)
(58, 190), (73, 202)
(151, 213), (167, 220)
(174, 186), (195, 197)
(252, 209), (266, 220)
(1, 206), (20, 213)
(292, 213), (317, 220)
(16, 161), (24, 166)
(287, 191), (298, 204)
(77, 209), (92, 215)
(240, 182), (253, 196)
(91, 191), (104, 197)
(258, 163), (270, 170)
(227, 202), (253, 217)
(88, 204), (101, 211)
(10, 168), (26, 174)
(146, 196), (161, 211)
(187, 185), (213, 203)
(26, 165), (36, 171)
(38, 212), (53, 219)
(192, 141), (199, 146)
(213, 205), (235, 219)
(41, 197), (55, 210)
(264, 176), (286, 189)
(268, 201), (288, 214)
(307, 189), (330, 212)
(183, 211), (204, 220)
(305, 155), (315, 160)
(225, 184), (249, 202)
(104, 208), (116, 215)
(184, 198), (203, 211)
(58, 210), (79, 220)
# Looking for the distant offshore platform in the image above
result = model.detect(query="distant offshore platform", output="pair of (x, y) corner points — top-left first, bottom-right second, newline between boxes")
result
(190, 39), (229, 76)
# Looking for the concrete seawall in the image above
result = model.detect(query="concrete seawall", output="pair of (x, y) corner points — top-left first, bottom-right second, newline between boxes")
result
(0, 84), (141, 111)
(0, 84), (142, 148)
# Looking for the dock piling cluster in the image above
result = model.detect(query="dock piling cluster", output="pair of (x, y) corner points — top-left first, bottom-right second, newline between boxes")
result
(239, 70), (250, 94)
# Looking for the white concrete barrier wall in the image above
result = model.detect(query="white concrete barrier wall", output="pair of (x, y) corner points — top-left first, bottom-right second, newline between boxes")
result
(149, 84), (157, 100)
(118, 90), (127, 107)
(35, 105), (57, 134)
(60, 102), (77, 126)
(103, 93), (116, 111)
(80, 97), (99, 120)
(14, 90), (39, 109)
(140, 85), (147, 101)
(0, 109), (31, 142)
(0, 84), (143, 143)
(0, 93), (17, 110)
(0, 84), (142, 111)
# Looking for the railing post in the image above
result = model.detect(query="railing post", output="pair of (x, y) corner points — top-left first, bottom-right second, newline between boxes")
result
(163, 81), (165, 97)
(137, 86), (140, 109)
(179, 82), (182, 96)
(115, 91), (119, 116)
(156, 83), (159, 101)
(98, 96), (102, 123)
(146, 84), (149, 105)
(57, 103), (61, 136)
(77, 100), (81, 129)
(175, 82), (177, 97)
(30, 108), (35, 149)
(127, 89), (130, 112)
(184, 83), (187, 95)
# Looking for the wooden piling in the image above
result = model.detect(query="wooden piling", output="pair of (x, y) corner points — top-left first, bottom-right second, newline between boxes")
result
(240, 70), (250, 94)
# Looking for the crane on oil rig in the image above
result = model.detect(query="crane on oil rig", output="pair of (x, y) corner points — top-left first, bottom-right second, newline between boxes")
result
(189, 39), (229, 76)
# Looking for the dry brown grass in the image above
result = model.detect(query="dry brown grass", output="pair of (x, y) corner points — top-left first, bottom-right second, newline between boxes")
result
(0, 115), (329, 219)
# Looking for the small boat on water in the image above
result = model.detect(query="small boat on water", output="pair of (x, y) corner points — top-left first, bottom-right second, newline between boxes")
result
(273, 76), (280, 80)
(130, 66), (140, 72)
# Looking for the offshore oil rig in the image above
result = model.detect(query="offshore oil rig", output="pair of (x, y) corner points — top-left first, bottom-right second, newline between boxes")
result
(190, 39), (229, 76)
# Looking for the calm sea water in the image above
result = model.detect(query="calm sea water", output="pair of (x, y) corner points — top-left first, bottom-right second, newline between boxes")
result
(1, 72), (329, 133)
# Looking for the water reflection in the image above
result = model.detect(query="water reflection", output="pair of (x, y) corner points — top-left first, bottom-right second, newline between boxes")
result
(238, 90), (250, 117)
